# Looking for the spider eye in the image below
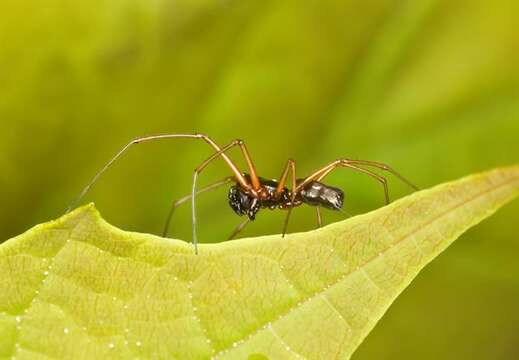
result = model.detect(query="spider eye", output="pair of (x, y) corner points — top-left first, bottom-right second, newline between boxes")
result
(228, 186), (260, 220)
(228, 187), (245, 216)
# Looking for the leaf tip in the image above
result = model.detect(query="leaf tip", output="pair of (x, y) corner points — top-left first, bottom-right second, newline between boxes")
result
(60, 202), (101, 226)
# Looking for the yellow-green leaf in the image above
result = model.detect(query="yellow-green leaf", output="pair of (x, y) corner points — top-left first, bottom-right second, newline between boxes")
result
(1, 165), (518, 359)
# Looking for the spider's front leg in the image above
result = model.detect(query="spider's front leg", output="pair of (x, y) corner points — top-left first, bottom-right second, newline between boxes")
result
(162, 176), (233, 238)
(66, 133), (250, 212)
(189, 137), (272, 253)
(67, 133), (261, 255)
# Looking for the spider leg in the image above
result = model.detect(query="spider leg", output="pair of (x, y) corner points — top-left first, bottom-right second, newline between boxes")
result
(276, 159), (297, 237)
(296, 159), (389, 204)
(67, 133), (251, 212)
(228, 217), (251, 240)
(275, 159), (295, 196)
(238, 141), (261, 191)
(162, 176), (233, 238)
(316, 207), (322, 228)
(338, 159), (418, 190)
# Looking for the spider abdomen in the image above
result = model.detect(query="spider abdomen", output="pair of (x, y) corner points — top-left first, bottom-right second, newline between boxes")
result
(300, 181), (344, 210)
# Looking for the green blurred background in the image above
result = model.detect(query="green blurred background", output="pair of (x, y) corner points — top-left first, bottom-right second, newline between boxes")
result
(1, 0), (518, 358)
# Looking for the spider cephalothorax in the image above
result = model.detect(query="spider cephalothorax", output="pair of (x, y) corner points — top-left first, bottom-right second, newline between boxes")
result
(228, 176), (291, 220)
(69, 133), (417, 254)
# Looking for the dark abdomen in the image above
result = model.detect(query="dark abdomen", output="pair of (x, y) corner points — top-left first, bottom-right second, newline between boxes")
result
(300, 181), (344, 210)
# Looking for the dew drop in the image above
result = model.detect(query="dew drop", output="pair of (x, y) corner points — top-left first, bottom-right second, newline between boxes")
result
(136, 341), (142, 347)
(108, 343), (115, 349)
(15, 316), (21, 323)
(63, 328), (69, 334)
(232, 342), (238, 347)
(43, 271), (49, 276)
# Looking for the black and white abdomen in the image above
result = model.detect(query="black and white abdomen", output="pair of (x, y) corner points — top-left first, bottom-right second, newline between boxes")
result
(300, 181), (344, 210)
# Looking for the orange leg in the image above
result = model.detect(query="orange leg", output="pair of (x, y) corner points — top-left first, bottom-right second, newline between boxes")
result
(67, 134), (261, 254)
(275, 159), (297, 237)
(190, 138), (262, 253)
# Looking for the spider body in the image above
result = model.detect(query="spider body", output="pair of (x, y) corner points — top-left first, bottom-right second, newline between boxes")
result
(68, 133), (417, 254)
(228, 175), (344, 221)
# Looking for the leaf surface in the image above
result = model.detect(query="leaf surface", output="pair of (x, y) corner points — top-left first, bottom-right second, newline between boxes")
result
(1, 166), (518, 359)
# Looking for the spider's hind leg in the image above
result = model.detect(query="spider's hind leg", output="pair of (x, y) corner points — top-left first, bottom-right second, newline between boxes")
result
(295, 159), (390, 205)
(338, 159), (418, 191)
(316, 207), (322, 228)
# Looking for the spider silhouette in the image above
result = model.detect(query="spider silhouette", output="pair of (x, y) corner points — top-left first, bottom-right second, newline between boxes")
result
(68, 134), (418, 254)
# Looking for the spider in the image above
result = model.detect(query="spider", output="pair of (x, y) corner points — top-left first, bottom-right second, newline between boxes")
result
(68, 133), (418, 254)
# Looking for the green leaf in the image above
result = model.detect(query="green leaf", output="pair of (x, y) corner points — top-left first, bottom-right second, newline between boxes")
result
(1, 165), (518, 359)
